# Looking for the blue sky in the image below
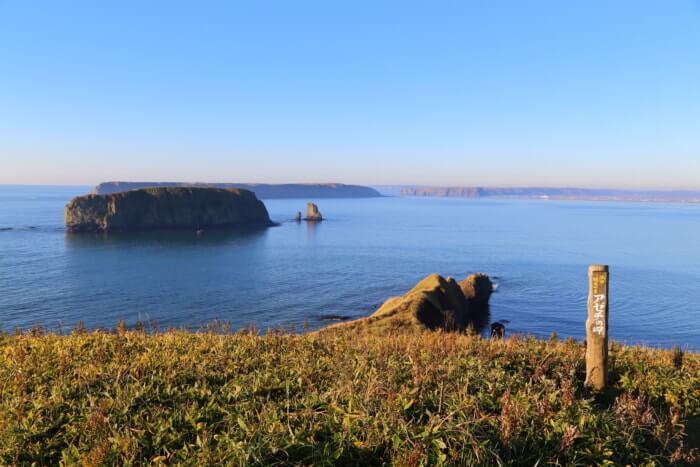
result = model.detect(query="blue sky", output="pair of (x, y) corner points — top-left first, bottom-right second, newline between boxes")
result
(1, 1), (699, 188)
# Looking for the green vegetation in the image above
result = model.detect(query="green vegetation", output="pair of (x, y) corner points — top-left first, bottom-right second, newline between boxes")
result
(1, 325), (698, 465)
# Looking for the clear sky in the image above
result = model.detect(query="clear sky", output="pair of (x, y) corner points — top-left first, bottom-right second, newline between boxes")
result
(1, 1), (699, 188)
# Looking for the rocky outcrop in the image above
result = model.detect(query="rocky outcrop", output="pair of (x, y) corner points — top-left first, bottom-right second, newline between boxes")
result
(305, 202), (323, 221)
(93, 182), (382, 199)
(458, 273), (493, 332)
(491, 322), (506, 338)
(323, 273), (493, 334)
(65, 187), (273, 233)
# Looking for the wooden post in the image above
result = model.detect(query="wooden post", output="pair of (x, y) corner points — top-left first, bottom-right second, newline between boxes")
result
(585, 264), (609, 390)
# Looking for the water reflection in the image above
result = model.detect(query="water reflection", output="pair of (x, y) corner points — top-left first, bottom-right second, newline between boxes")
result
(306, 219), (321, 238)
(65, 226), (270, 249)
(60, 225), (274, 330)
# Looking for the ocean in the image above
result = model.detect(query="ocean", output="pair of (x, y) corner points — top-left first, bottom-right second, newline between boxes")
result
(1, 185), (699, 350)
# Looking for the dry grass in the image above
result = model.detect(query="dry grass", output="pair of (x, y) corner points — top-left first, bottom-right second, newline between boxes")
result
(0, 325), (698, 465)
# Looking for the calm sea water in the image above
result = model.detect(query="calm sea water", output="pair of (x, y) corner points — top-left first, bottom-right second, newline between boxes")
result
(1, 185), (699, 350)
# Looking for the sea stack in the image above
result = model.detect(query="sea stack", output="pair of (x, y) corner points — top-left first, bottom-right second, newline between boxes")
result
(65, 187), (273, 233)
(305, 202), (323, 221)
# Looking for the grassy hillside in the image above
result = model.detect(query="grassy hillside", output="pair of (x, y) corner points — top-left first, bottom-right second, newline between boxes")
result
(1, 326), (698, 465)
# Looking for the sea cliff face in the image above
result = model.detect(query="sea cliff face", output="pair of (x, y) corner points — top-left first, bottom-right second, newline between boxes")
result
(92, 182), (382, 199)
(65, 187), (272, 233)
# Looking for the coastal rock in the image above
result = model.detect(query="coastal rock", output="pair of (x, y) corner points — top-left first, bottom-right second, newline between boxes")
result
(459, 273), (493, 304)
(324, 273), (493, 334)
(459, 273), (494, 333)
(305, 202), (323, 221)
(491, 322), (506, 339)
(65, 187), (273, 233)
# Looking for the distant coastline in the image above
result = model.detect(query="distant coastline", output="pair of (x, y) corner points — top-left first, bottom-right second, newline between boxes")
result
(92, 182), (382, 199)
(398, 186), (700, 203)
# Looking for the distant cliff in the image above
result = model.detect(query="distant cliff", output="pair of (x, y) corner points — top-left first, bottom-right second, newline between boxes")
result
(65, 187), (273, 233)
(92, 182), (381, 199)
(400, 186), (700, 203)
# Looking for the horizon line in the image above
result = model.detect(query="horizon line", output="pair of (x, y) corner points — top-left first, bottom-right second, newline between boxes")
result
(2, 182), (700, 193)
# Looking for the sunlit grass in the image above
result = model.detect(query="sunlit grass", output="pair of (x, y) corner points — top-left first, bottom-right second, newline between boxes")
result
(0, 325), (698, 465)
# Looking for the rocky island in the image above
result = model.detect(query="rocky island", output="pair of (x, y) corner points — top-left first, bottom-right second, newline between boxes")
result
(65, 187), (273, 233)
(304, 202), (323, 221)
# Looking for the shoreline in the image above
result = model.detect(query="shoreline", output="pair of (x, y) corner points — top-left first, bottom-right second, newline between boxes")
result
(5, 318), (700, 354)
